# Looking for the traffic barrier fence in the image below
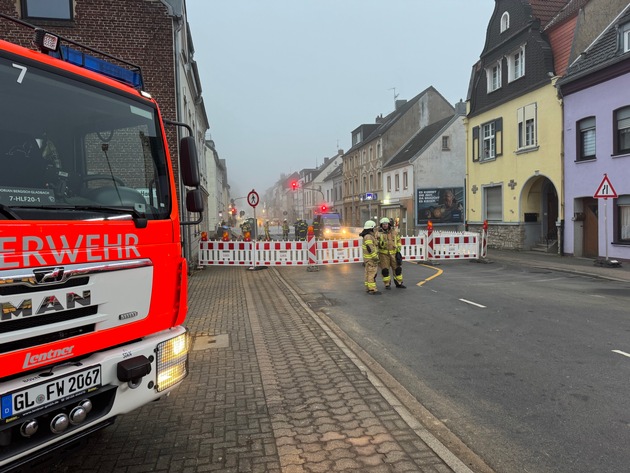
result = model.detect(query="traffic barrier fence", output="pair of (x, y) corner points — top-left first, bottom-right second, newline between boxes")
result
(200, 230), (486, 266)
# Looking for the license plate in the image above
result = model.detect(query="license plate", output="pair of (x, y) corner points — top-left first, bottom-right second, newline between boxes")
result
(1, 366), (101, 422)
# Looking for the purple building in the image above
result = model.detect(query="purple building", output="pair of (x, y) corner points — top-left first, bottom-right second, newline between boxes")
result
(559, 5), (630, 261)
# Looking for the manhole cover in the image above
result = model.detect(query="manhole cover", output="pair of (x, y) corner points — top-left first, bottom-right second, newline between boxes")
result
(193, 333), (229, 351)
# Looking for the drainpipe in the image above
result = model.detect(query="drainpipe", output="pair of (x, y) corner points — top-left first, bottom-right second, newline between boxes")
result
(163, 1), (190, 265)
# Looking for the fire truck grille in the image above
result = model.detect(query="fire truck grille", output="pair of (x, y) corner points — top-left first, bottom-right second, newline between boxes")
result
(0, 323), (96, 354)
(0, 306), (98, 352)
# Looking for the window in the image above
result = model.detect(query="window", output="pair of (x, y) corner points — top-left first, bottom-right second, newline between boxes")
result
(369, 147), (373, 160)
(577, 117), (596, 161)
(482, 122), (496, 160)
(501, 12), (510, 32)
(472, 119), (503, 162)
(614, 106), (630, 155)
(484, 186), (502, 221)
(22, 0), (72, 20)
(369, 174), (373, 190)
(507, 45), (525, 82)
(442, 136), (450, 150)
(517, 103), (537, 149)
(486, 61), (502, 92)
(403, 171), (408, 190)
(377, 172), (381, 189)
(617, 195), (630, 242)
(395, 174), (400, 191)
(387, 175), (391, 192)
(363, 176), (367, 192)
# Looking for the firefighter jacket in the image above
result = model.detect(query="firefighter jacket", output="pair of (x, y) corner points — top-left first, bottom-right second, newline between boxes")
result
(360, 229), (379, 262)
(377, 228), (401, 255)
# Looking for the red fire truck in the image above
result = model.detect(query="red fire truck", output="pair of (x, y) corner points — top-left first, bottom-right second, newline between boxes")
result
(0, 14), (203, 471)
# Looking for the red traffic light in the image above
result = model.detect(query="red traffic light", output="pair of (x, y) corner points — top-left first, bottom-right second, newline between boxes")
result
(291, 181), (298, 191)
(320, 205), (327, 212)
(231, 208), (237, 215)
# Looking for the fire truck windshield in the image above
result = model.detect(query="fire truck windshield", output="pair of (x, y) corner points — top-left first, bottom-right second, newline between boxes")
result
(0, 54), (171, 220)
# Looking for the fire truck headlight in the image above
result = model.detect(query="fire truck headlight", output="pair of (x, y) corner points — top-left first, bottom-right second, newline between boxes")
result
(155, 331), (190, 392)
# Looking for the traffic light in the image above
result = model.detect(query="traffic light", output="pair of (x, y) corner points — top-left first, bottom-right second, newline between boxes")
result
(231, 207), (237, 215)
(291, 181), (298, 191)
(320, 204), (327, 213)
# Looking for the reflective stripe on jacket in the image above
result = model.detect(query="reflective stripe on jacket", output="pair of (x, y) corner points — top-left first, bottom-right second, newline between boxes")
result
(362, 233), (379, 261)
(377, 229), (401, 254)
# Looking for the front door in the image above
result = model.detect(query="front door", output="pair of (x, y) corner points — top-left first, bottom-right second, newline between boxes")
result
(583, 197), (598, 258)
(545, 187), (559, 240)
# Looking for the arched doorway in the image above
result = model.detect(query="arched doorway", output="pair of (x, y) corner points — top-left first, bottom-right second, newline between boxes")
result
(520, 176), (559, 249)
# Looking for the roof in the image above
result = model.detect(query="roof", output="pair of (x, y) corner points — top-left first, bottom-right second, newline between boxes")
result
(383, 115), (455, 168)
(343, 86), (437, 156)
(323, 164), (343, 182)
(544, 0), (589, 31)
(559, 4), (630, 84)
(529, 0), (571, 28)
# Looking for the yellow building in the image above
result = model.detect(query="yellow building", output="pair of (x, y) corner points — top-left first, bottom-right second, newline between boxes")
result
(466, 1), (567, 251)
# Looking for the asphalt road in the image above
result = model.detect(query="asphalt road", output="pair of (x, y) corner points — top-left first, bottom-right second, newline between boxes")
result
(280, 259), (630, 473)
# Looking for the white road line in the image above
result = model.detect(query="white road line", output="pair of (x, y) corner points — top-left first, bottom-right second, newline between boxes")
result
(612, 350), (630, 358)
(459, 298), (486, 308)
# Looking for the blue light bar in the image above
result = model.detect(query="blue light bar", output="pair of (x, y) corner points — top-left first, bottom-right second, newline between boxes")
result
(57, 45), (144, 89)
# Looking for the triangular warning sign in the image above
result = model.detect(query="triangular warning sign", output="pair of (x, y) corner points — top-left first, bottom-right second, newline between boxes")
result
(594, 174), (617, 199)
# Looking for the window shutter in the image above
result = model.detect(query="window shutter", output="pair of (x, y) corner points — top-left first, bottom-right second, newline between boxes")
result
(495, 118), (503, 156)
(472, 126), (479, 162)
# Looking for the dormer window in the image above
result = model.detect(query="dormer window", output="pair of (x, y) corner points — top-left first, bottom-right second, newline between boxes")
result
(486, 60), (502, 93)
(501, 12), (510, 33)
(507, 45), (526, 82)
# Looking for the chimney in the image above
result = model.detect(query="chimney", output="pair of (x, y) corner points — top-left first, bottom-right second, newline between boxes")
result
(375, 113), (383, 124)
(455, 99), (466, 115)
(395, 99), (407, 110)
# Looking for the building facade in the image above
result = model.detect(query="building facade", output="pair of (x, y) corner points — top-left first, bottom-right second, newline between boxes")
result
(466, 0), (568, 251)
(559, 4), (630, 260)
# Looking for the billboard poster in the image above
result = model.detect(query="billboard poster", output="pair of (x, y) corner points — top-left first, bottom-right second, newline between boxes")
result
(416, 187), (464, 224)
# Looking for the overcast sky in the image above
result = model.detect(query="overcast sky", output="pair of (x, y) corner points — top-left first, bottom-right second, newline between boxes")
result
(186, 0), (495, 199)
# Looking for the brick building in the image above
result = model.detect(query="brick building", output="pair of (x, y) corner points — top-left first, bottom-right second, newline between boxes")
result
(0, 0), (210, 265)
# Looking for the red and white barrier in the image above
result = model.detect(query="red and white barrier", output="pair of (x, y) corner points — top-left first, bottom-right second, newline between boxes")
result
(427, 232), (479, 259)
(199, 230), (483, 266)
(318, 239), (363, 264)
(199, 241), (253, 266)
(254, 240), (310, 266)
(400, 235), (426, 261)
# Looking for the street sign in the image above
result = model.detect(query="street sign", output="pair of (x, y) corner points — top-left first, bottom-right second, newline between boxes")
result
(247, 189), (259, 207)
(594, 174), (617, 199)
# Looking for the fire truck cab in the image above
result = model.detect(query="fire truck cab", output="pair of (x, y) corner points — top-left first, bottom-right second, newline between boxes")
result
(0, 14), (203, 471)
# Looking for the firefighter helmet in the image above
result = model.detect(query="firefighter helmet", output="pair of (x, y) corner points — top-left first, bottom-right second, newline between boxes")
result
(379, 217), (390, 225)
(364, 220), (376, 229)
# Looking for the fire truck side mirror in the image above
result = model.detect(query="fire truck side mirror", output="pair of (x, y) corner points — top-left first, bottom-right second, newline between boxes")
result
(180, 136), (200, 187)
(186, 188), (205, 213)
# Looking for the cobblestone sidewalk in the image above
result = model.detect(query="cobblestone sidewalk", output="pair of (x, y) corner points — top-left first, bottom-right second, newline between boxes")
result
(49, 266), (476, 473)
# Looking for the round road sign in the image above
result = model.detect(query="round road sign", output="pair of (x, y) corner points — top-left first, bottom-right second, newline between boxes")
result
(247, 190), (259, 208)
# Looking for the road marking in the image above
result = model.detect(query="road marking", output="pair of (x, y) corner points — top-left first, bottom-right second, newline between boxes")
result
(612, 350), (630, 358)
(417, 264), (443, 286)
(459, 298), (486, 308)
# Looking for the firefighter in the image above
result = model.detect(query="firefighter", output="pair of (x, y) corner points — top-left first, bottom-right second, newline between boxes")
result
(377, 217), (406, 289)
(264, 220), (271, 240)
(360, 220), (380, 295)
(296, 219), (308, 240)
(312, 217), (320, 239)
(240, 218), (252, 241)
(282, 219), (290, 239)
